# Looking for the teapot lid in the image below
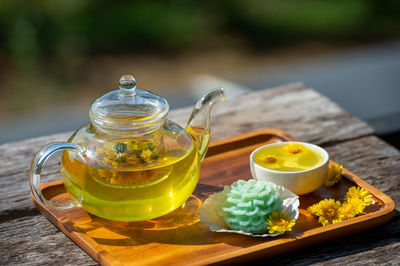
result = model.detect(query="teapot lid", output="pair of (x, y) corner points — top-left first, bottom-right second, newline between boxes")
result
(89, 75), (169, 134)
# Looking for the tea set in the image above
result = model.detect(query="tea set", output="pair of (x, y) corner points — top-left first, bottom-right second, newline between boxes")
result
(29, 74), (328, 222)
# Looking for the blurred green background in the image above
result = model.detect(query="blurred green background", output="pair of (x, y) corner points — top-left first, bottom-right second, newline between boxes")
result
(0, 0), (400, 143)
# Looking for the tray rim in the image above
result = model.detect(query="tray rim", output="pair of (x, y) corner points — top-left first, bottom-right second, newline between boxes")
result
(31, 128), (396, 265)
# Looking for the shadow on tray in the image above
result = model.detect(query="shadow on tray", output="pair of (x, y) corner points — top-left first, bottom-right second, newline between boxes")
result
(59, 183), (303, 247)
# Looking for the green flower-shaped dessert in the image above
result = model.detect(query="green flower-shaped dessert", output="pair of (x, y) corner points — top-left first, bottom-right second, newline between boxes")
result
(218, 179), (284, 234)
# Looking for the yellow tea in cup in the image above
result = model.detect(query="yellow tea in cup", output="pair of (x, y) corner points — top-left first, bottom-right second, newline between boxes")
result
(250, 142), (329, 195)
(253, 142), (324, 172)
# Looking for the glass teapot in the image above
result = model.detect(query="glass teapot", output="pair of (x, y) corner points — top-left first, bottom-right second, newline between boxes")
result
(30, 75), (225, 221)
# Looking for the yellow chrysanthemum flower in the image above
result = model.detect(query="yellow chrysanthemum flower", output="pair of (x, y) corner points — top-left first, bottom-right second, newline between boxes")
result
(345, 186), (373, 206)
(339, 197), (366, 220)
(281, 143), (305, 156)
(256, 153), (283, 169)
(263, 155), (279, 164)
(266, 212), (296, 234)
(324, 164), (343, 187)
(308, 186), (374, 226)
(307, 199), (343, 226)
(306, 203), (320, 217)
(140, 149), (153, 162)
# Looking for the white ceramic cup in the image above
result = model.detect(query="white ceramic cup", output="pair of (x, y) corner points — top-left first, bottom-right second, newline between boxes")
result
(250, 142), (329, 195)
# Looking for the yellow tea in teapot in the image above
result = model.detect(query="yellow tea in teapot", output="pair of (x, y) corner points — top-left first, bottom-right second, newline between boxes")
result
(29, 75), (226, 222)
(253, 142), (324, 172)
(185, 126), (210, 160)
(61, 136), (200, 221)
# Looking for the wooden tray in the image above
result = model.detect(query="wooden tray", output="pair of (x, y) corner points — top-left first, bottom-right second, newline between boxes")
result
(32, 129), (395, 265)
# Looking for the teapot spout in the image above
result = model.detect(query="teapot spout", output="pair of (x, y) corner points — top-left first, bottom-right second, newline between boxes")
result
(186, 88), (226, 161)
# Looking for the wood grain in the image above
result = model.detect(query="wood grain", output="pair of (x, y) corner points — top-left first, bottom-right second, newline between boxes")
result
(170, 83), (374, 145)
(29, 130), (395, 266)
(265, 135), (400, 265)
(0, 83), (397, 265)
(0, 84), (373, 219)
(0, 215), (96, 265)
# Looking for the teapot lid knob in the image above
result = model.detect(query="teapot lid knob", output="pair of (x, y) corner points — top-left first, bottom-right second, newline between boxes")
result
(119, 75), (136, 93)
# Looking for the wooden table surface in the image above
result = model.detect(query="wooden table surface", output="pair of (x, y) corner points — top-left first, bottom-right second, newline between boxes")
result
(1, 83), (399, 265)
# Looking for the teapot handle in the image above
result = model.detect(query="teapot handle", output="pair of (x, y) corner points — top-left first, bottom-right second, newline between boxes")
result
(29, 142), (82, 210)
